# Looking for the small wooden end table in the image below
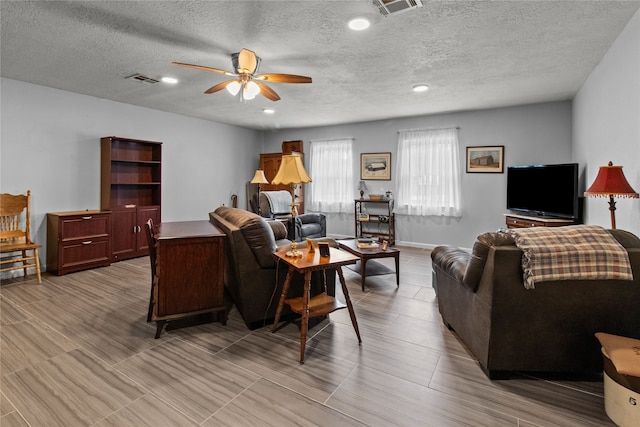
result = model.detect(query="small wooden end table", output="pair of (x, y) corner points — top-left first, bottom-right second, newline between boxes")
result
(338, 239), (400, 291)
(272, 246), (361, 363)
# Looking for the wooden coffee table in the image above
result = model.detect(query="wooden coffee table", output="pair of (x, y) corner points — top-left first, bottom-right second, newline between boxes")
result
(338, 239), (400, 291)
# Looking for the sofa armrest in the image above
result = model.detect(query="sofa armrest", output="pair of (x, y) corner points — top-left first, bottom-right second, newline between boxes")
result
(431, 246), (468, 284)
(297, 213), (325, 225)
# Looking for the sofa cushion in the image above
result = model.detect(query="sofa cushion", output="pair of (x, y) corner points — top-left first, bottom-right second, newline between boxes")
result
(300, 222), (322, 237)
(267, 220), (288, 240)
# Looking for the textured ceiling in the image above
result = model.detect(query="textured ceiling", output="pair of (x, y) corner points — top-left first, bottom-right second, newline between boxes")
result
(2, 1), (639, 130)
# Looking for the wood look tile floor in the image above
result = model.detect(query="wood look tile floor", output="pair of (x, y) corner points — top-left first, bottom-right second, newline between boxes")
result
(0, 246), (614, 426)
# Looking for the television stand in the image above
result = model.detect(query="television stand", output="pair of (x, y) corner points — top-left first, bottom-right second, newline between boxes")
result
(505, 213), (577, 229)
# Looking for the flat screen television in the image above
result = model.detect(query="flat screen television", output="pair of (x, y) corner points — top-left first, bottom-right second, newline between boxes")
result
(506, 163), (579, 219)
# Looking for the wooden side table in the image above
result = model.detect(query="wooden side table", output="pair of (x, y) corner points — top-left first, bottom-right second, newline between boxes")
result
(272, 246), (361, 363)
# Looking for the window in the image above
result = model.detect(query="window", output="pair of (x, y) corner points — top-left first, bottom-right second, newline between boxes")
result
(308, 138), (354, 213)
(395, 128), (461, 217)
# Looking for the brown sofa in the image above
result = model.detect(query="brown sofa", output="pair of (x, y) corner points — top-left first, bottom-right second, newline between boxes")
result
(431, 228), (640, 379)
(209, 206), (336, 329)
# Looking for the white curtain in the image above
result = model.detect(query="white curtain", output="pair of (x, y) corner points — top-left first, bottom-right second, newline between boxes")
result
(395, 128), (462, 217)
(308, 138), (354, 213)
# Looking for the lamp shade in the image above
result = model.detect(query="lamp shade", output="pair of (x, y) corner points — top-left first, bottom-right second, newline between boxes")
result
(271, 154), (312, 185)
(226, 81), (241, 96)
(584, 162), (639, 198)
(358, 181), (367, 191)
(250, 169), (269, 184)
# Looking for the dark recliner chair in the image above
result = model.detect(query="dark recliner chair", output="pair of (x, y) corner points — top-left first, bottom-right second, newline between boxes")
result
(209, 206), (336, 330)
(252, 190), (326, 242)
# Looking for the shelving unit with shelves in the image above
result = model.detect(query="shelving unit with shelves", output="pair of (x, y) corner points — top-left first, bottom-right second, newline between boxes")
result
(354, 198), (395, 245)
(101, 136), (162, 261)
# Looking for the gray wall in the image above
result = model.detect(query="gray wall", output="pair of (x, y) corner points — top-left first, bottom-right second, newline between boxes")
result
(264, 102), (573, 248)
(573, 8), (640, 236)
(0, 78), (263, 269)
(1, 6), (638, 274)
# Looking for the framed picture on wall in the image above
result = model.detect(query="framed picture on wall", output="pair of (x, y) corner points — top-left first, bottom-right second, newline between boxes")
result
(361, 152), (391, 180)
(466, 146), (504, 173)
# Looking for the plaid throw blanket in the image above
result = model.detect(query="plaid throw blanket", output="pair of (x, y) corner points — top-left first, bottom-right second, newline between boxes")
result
(506, 225), (633, 289)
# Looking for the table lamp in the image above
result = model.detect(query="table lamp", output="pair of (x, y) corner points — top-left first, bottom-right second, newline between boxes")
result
(358, 181), (367, 198)
(271, 154), (311, 217)
(250, 169), (269, 216)
(584, 161), (638, 229)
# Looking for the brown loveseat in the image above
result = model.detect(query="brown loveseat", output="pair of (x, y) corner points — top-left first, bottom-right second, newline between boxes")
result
(209, 206), (336, 330)
(431, 228), (640, 379)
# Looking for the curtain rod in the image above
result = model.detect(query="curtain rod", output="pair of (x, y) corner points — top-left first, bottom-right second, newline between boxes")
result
(309, 137), (354, 143)
(398, 126), (460, 133)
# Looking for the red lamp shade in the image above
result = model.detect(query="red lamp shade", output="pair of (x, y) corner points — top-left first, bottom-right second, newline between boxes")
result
(585, 162), (638, 197)
(584, 161), (638, 229)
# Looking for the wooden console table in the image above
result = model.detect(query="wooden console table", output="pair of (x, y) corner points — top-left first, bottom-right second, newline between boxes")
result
(152, 220), (226, 338)
(505, 214), (576, 229)
(272, 246), (361, 363)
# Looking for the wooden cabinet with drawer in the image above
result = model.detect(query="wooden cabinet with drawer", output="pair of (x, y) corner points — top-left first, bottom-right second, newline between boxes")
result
(47, 210), (111, 275)
(504, 214), (576, 229)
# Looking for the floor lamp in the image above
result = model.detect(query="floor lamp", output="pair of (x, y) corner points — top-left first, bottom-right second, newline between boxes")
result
(584, 161), (638, 229)
(271, 154), (311, 257)
(250, 169), (269, 216)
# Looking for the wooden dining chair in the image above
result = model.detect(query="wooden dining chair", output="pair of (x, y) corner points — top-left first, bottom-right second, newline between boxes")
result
(144, 218), (157, 322)
(0, 190), (42, 283)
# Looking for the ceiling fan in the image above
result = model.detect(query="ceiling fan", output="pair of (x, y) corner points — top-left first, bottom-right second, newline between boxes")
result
(173, 49), (312, 102)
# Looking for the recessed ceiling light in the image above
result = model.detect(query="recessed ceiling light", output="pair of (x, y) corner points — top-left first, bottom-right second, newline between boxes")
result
(263, 108), (275, 114)
(161, 77), (178, 84)
(413, 84), (429, 93)
(348, 18), (370, 31)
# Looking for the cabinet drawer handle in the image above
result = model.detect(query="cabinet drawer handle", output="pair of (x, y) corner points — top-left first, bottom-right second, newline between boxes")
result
(82, 216), (92, 220)
(82, 240), (93, 245)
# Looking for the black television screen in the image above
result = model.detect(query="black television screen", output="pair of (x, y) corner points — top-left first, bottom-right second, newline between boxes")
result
(507, 163), (579, 219)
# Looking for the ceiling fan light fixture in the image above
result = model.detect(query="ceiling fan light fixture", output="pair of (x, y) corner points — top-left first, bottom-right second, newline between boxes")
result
(413, 84), (429, 93)
(173, 48), (310, 102)
(226, 81), (241, 96)
(348, 18), (370, 31)
(243, 81), (261, 100)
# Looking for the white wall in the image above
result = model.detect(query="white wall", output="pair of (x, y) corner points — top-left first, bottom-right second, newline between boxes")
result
(573, 8), (640, 235)
(0, 78), (263, 270)
(264, 102), (573, 248)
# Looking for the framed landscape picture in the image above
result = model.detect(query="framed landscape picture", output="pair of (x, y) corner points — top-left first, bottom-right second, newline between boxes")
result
(466, 146), (504, 173)
(361, 152), (391, 180)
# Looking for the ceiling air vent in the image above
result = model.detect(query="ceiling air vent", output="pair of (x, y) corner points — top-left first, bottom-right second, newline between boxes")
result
(373, 0), (423, 16)
(126, 73), (159, 84)
(373, 0), (422, 16)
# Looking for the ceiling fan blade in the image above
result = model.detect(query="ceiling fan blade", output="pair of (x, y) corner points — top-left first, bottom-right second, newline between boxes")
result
(254, 81), (281, 101)
(172, 62), (235, 76)
(237, 49), (258, 74)
(204, 80), (236, 94)
(255, 73), (312, 84)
